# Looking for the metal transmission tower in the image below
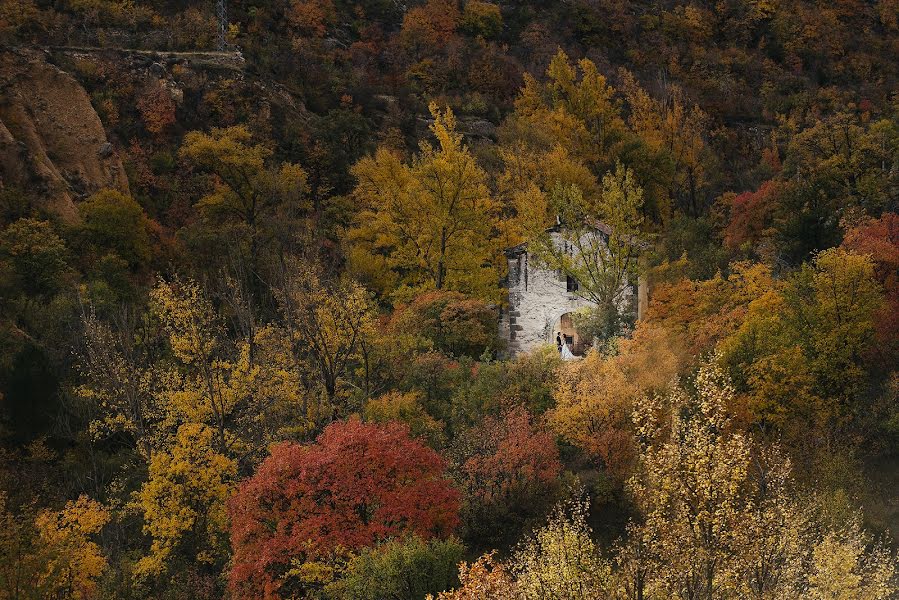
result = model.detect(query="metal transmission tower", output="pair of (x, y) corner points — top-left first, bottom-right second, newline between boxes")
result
(216, 0), (228, 51)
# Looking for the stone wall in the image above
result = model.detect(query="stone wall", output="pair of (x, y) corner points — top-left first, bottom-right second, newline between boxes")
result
(500, 230), (635, 356)
(501, 231), (595, 355)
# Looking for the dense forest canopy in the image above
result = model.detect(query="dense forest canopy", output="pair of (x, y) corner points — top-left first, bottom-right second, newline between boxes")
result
(0, 0), (897, 598)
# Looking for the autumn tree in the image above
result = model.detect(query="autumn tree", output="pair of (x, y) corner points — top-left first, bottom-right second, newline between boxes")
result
(548, 322), (683, 479)
(841, 212), (899, 367)
(807, 521), (896, 600)
(784, 112), (898, 217)
(349, 104), (501, 302)
(77, 310), (159, 460)
(509, 496), (611, 600)
(722, 180), (782, 258)
(647, 261), (777, 357)
(286, 0), (336, 37)
(842, 213), (899, 293)
(179, 126), (309, 307)
(767, 111), (899, 264)
(624, 363), (763, 599)
(528, 164), (650, 314)
(364, 390), (446, 448)
(620, 70), (712, 215)
(0, 493), (42, 599)
(81, 277), (305, 461)
(228, 419), (460, 599)
(0, 494), (110, 600)
(720, 248), (884, 447)
(137, 85), (177, 138)
(0, 218), (74, 303)
(391, 291), (499, 359)
(400, 0), (460, 59)
(498, 50), (667, 222)
(149, 278), (250, 455)
(77, 189), (152, 268)
(437, 499), (611, 600)
(180, 126), (308, 244)
(35, 496), (110, 599)
(460, 1), (502, 39)
(274, 259), (377, 412)
(453, 406), (562, 548)
(80, 278), (304, 579)
(135, 423), (236, 578)
(501, 50), (628, 177)
(618, 361), (897, 600)
(429, 551), (518, 600)
(326, 535), (464, 600)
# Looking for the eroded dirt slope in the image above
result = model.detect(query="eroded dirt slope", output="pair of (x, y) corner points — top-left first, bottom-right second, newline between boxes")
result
(0, 49), (129, 221)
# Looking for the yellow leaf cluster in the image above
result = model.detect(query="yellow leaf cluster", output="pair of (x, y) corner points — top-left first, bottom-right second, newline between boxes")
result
(34, 496), (110, 599)
(350, 104), (502, 301)
(135, 423), (236, 577)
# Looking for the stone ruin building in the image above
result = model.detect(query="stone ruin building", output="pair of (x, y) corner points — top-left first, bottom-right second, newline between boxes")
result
(499, 223), (646, 356)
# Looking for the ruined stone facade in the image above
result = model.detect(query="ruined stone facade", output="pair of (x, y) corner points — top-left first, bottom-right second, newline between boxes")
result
(499, 227), (635, 356)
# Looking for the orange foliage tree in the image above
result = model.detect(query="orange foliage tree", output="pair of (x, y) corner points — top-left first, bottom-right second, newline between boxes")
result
(137, 86), (176, 138)
(548, 322), (683, 478)
(400, 0), (461, 58)
(647, 261), (777, 357)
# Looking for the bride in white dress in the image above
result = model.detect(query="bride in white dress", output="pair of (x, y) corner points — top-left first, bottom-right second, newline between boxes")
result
(560, 342), (577, 360)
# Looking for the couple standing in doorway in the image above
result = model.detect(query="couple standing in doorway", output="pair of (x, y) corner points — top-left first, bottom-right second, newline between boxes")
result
(556, 332), (576, 360)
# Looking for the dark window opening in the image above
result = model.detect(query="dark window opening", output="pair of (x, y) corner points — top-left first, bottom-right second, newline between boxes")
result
(566, 275), (579, 292)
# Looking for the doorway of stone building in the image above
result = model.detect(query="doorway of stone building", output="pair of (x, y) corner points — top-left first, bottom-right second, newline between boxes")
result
(551, 312), (584, 355)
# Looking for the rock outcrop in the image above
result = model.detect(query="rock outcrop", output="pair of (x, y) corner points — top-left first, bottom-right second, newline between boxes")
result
(0, 49), (130, 222)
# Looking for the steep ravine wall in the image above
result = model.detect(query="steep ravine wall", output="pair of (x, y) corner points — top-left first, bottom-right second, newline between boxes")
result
(0, 49), (130, 222)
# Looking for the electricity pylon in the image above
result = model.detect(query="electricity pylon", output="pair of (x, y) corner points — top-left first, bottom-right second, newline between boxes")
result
(216, 0), (228, 51)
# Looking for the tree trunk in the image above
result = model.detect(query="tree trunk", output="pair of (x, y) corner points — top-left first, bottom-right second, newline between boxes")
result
(436, 227), (447, 289)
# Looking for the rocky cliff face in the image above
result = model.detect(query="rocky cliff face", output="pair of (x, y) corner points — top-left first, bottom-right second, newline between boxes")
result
(0, 49), (130, 222)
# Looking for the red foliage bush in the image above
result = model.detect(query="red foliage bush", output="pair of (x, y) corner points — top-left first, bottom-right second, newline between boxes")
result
(228, 419), (460, 599)
(724, 180), (780, 252)
(842, 212), (899, 291)
(455, 406), (561, 545)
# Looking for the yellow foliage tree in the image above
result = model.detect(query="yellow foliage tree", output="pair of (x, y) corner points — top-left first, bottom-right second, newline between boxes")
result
(179, 126), (309, 255)
(135, 423), (236, 577)
(527, 164), (650, 310)
(548, 322), (682, 478)
(33, 496), (110, 599)
(509, 496), (611, 600)
(505, 50), (627, 172)
(179, 126), (310, 316)
(275, 260), (378, 413)
(620, 70), (711, 215)
(363, 390), (445, 448)
(808, 521), (895, 600)
(151, 278), (252, 455)
(720, 249), (884, 446)
(78, 278), (307, 578)
(349, 104), (501, 302)
(619, 361), (897, 600)
(150, 278), (307, 454)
